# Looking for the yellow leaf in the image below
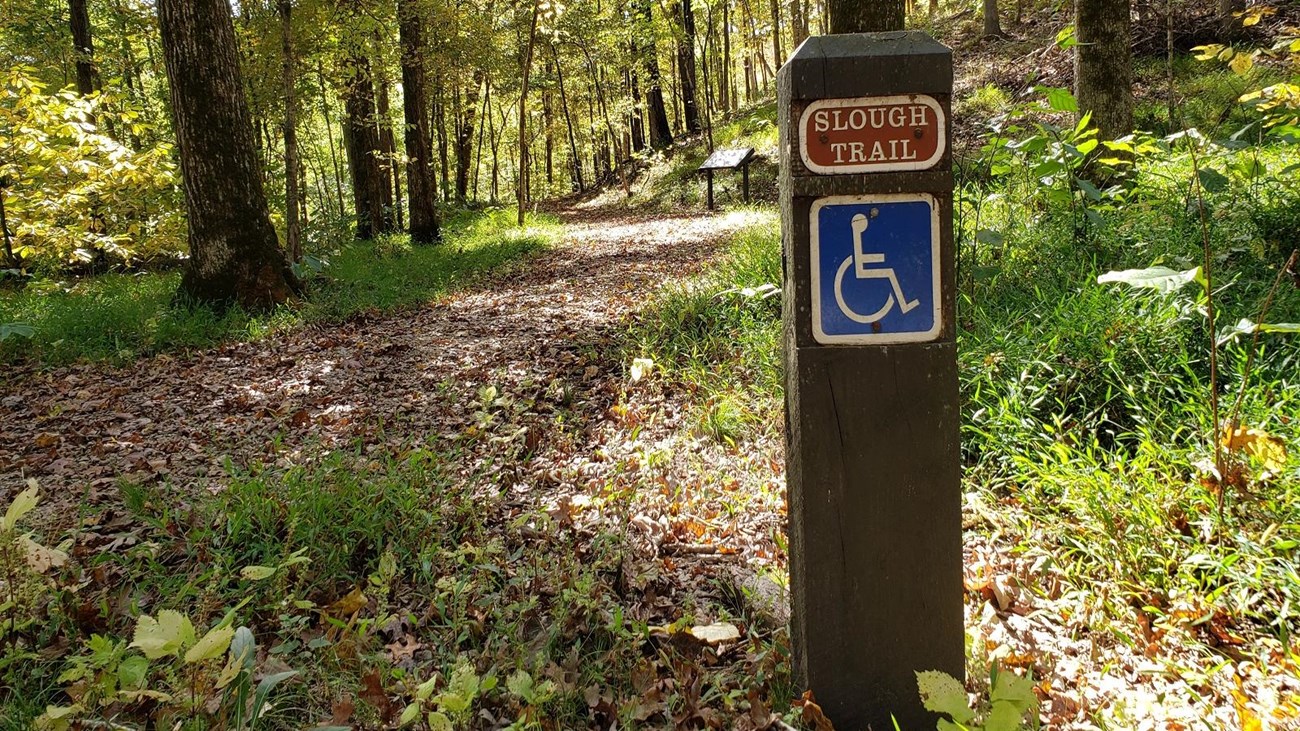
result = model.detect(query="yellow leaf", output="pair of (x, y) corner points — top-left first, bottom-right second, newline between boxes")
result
(130, 610), (196, 659)
(688, 622), (741, 644)
(3, 481), (40, 532)
(1230, 53), (1255, 76)
(1222, 426), (1289, 472)
(327, 587), (367, 618)
(184, 624), (234, 664)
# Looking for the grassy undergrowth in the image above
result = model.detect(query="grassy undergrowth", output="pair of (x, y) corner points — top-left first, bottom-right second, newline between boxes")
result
(0, 208), (556, 366)
(2, 442), (792, 729)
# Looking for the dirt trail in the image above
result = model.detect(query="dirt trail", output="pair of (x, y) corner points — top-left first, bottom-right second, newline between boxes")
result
(0, 206), (763, 529)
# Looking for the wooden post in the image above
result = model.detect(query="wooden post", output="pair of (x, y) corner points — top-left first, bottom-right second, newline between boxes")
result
(707, 169), (715, 209)
(779, 32), (961, 730)
(742, 162), (750, 203)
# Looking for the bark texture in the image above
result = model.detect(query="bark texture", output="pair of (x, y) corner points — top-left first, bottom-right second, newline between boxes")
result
(1075, 0), (1132, 140)
(157, 0), (297, 312)
(279, 0), (302, 263)
(399, 0), (441, 243)
(637, 0), (674, 149)
(983, 0), (1005, 37)
(828, 0), (904, 33)
(343, 55), (389, 240)
(69, 0), (100, 96)
(677, 0), (702, 134)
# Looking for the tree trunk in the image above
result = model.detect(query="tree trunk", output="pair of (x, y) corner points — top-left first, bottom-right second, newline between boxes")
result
(68, 0), (100, 96)
(434, 83), (451, 202)
(279, 0), (301, 263)
(552, 43), (584, 191)
(628, 65), (646, 152)
(375, 73), (399, 231)
(1219, 0), (1243, 39)
(982, 0), (1004, 37)
(677, 0), (702, 134)
(1075, 0), (1132, 140)
(455, 72), (482, 204)
(398, 0), (441, 243)
(343, 55), (388, 240)
(637, 0), (674, 149)
(157, 0), (298, 311)
(722, 0), (733, 111)
(790, 0), (808, 51)
(317, 61), (347, 218)
(517, 0), (541, 227)
(768, 0), (783, 66)
(828, 0), (904, 32)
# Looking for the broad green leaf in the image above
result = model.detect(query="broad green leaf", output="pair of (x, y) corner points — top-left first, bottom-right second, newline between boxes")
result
(184, 624), (234, 664)
(416, 675), (439, 701)
(398, 703), (422, 727)
(435, 692), (472, 714)
(1075, 177), (1102, 202)
(1054, 26), (1077, 49)
(507, 670), (534, 703)
(1218, 318), (1258, 344)
(130, 610), (195, 659)
(974, 229), (1005, 247)
(240, 565), (277, 581)
(991, 668), (1037, 712)
(1197, 167), (1230, 193)
(1040, 86), (1078, 113)
(985, 700), (1027, 731)
(117, 656), (149, 690)
(447, 660), (479, 700)
(427, 711), (453, 731)
(916, 670), (975, 724)
(1097, 266), (1202, 294)
(3, 483), (39, 532)
(0, 323), (36, 342)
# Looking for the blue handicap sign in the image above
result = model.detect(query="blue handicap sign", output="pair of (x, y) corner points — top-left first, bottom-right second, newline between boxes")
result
(810, 194), (941, 344)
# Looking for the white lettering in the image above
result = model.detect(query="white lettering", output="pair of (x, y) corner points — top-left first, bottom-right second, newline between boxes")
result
(887, 107), (905, 127)
(830, 142), (847, 162)
(814, 110), (829, 133)
(870, 141), (886, 161)
(910, 105), (929, 127)
(849, 141), (866, 162)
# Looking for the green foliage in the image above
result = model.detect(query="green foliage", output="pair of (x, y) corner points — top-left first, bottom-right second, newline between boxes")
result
(915, 666), (1038, 731)
(0, 66), (183, 271)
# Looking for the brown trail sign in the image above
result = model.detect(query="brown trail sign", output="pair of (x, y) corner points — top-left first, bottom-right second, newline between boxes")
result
(779, 32), (962, 730)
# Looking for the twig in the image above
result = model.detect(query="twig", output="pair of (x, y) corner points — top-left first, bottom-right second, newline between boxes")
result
(1188, 144), (1225, 520)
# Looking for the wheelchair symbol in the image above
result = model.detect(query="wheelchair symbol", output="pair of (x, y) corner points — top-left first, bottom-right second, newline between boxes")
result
(833, 211), (920, 323)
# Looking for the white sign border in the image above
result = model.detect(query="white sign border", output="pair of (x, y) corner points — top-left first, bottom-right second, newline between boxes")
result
(798, 95), (947, 174)
(810, 193), (942, 345)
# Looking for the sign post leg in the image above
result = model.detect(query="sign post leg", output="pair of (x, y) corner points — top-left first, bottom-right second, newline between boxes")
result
(779, 32), (962, 730)
(706, 169), (715, 210)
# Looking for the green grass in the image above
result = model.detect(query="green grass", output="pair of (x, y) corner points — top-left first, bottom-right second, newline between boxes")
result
(0, 207), (557, 365)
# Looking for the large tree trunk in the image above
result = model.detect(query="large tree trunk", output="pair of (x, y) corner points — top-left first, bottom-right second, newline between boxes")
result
(279, 0), (302, 263)
(828, 0), (904, 32)
(637, 0), (674, 149)
(68, 0), (100, 96)
(677, 0), (702, 134)
(157, 0), (298, 311)
(768, 0), (783, 66)
(343, 55), (388, 240)
(398, 0), (441, 243)
(1075, 0), (1132, 140)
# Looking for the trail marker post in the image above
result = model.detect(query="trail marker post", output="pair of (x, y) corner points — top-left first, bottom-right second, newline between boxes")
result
(779, 32), (962, 730)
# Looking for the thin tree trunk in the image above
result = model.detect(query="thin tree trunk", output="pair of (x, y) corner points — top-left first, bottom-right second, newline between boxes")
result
(157, 0), (298, 311)
(399, 0), (441, 243)
(768, 0), (783, 66)
(517, 0), (541, 226)
(0, 185), (15, 269)
(677, 0), (702, 134)
(983, 0), (1004, 37)
(317, 61), (347, 217)
(722, 0), (733, 111)
(790, 0), (808, 49)
(828, 0), (903, 32)
(279, 0), (302, 263)
(375, 70), (399, 231)
(68, 0), (100, 96)
(434, 83), (451, 203)
(628, 64), (646, 152)
(456, 72), (483, 204)
(551, 43), (584, 191)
